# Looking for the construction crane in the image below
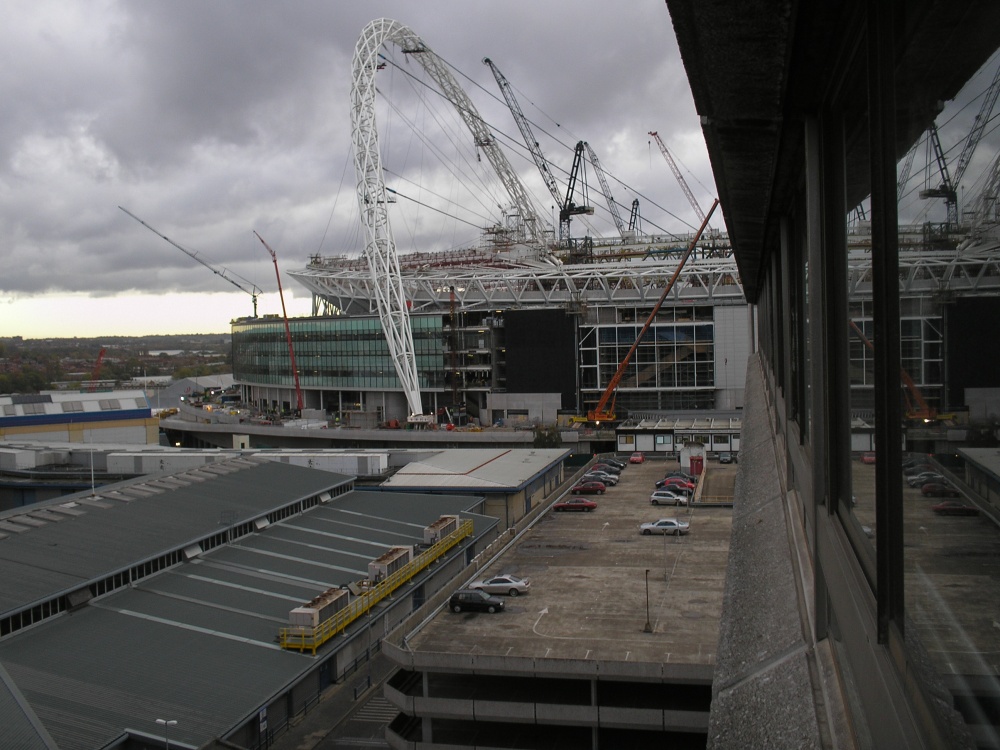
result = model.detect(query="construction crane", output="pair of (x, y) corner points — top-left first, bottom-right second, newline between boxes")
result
(585, 199), (719, 424)
(648, 131), (709, 229)
(920, 62), (1000, 226)
(483, 58), (563, 208)
(848, 320), (937, 422)
(87, 348), (107, 392)
(119, 207), (261, 317)
(253, 232), (304, 414)
(583, 142), (629, 240)
(628, 199), (641, 235)
(560, 142), (595, 245)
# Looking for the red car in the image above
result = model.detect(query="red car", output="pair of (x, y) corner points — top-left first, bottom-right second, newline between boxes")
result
(861, 452), (876, 464)
(554, 497), (598, 512)
(571, 481), (606, 495)
(920, 483), (959, 498)
(932, 501), (979, 516)
(629, 451), (645, 464)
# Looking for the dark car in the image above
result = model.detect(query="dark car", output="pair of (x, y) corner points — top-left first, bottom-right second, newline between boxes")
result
(718, 452), (734, 464)
(583, 470), (619, 485)
(656, 478), (695, 492)
(602, 457), (627, 470)
(450, 589), (505, 613)
(554, 496), (598, 512)
(592, 463), (622, 475)
(907, 472), (944, 488)
(572, 481), (606, 495)
(931, 501), (979, 516)
(920, 483), (959, 498)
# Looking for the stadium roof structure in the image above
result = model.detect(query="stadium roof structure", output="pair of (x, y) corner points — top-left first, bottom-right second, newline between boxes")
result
(0, 457), (493, 749)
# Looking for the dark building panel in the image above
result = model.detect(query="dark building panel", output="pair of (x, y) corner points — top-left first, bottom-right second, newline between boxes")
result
(947, 298), (1000, 406)
(504, 310), (576, 409)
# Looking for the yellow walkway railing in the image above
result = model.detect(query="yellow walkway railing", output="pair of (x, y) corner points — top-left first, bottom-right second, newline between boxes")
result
(278, 518), (473, 654)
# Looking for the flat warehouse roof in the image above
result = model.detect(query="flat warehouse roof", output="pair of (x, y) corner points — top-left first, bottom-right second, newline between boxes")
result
(0, 468), (493, 749)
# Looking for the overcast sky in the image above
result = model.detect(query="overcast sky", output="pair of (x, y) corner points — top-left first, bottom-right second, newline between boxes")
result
(2, 2), (996, 339)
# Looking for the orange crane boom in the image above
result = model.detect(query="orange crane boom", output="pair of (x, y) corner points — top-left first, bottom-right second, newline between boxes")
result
(253, 232), (304, 413)
(847, 320), (936, 421)
(587, 199), (719, 423)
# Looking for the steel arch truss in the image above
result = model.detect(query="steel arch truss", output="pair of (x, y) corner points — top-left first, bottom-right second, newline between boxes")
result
(351, 18), (555, 414)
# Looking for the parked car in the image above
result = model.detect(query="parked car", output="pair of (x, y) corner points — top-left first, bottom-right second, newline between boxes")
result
(602, 457), (627, 470)
(554, 496), (599, 512)
(629, 451), (646, 464)
(656, 478), (695, 492)
(469, 574), (530, 597)
(860, 452), (876, 464)
(649, 490), (689, 506)
(718, 452), (734, 464)
(920, 483), (959, 498)
(664, 470), (697, 482)
(449, 589), (505, 613)
(639, 518), (690, 536)
(903, 464), (935, 477)
(592, 463), (622, 475)
(907, 472), (944, 488)
(571, 481), (606, 495)
(931, 500), (980, 516)
(902, 455), (931, 469)
(583, 471), (618, 486)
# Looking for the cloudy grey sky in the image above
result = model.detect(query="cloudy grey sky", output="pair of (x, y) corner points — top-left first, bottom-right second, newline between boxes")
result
(2, 2), (996, 338)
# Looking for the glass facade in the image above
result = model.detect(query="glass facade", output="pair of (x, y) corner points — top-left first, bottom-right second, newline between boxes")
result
(579, 304), (717, 412)
(232, 315), (447, 391)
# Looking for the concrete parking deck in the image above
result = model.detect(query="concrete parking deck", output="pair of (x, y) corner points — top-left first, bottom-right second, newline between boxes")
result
(401, 458), (734, 677)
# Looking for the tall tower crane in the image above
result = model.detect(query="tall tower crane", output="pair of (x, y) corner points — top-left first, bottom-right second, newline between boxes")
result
(920, 62), (1000, 227)
(648, 131), (709, 228)
(560, 142), (595, 245)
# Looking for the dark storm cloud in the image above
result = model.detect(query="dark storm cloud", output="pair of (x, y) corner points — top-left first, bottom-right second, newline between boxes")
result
(2, 1), (703, 303)
(5, 1), (990, 311)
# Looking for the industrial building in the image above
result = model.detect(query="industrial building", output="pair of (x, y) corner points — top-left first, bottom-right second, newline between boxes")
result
(0, 456), (508, 749)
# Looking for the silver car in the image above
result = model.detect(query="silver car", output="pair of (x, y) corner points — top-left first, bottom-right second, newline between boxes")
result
(649, 490), (688, 506)
(639, 518), (690, 536)
(469, 574), (531, 597)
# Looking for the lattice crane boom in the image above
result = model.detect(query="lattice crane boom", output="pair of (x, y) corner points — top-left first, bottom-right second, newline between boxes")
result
(253, 232), (304, 414)
(583, 142), (628, 239)
(648, 131), (708, 227)
(119, 206), (260, 317)
(483, 57), (563, 208)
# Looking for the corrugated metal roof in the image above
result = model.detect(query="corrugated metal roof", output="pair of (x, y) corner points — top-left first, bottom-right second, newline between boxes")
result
(380, 448), (569, 490)
(0, 457), (351, 616)
(0, 662), (58, 750)
(0, 466), (490, 749)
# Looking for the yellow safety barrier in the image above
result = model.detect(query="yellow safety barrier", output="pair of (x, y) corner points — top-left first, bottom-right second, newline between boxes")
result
(278, 518), (473, 654)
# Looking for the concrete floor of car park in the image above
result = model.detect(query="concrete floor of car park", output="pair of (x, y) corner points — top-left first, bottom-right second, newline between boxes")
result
(407, 458), (736, 669)
(270, 459), (736, 749)
(850, 461), (1000, 682)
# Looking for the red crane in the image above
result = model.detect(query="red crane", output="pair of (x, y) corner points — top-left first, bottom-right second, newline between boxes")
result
(253, 232), (304, 413)
(586, 199), (719, 423)
(87, 348), (107, 392)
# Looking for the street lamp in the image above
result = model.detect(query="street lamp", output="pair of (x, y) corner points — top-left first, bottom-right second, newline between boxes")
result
(155, 719), (177, 750)
(643, 569), (652, 633)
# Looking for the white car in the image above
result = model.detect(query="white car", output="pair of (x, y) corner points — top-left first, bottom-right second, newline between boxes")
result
(639, 518), (690, 536)
(649, 490), (688, 506)
(469, 574), (530, 597)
